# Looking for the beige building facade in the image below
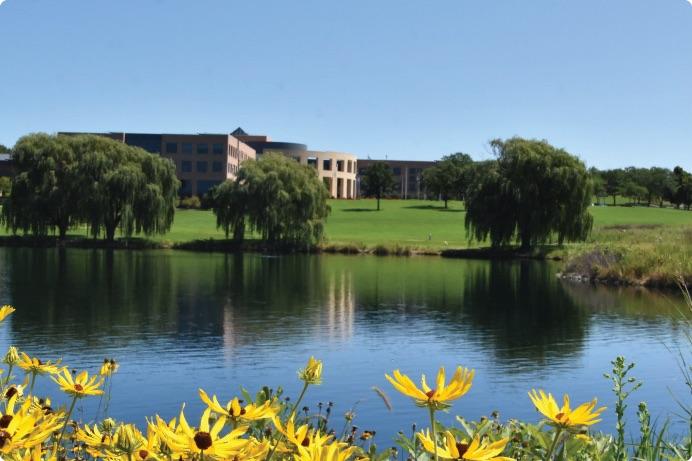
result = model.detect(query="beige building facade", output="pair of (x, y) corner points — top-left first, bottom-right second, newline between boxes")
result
(296, 151), (357, 199)
(160, 134), (255, 196)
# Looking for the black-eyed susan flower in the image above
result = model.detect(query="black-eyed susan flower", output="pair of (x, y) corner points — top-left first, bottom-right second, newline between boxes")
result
(76, 423), (116, 458)
(154, 407), (249, 460)
(418, 430), (514, 461)
(293, 437), (360, 461)
(272, 416), (333, 449)
(52, 369), (104, 398)
(298, 356), (323, 385)
(17, 352), (62, 377)
(528, 390), (606, 429)
(100, 358), (119, 377)
(385, 366), (474, 410)
(199, 389), (276, 422)
(0, 395), (63, 453)
(0, 305), (15, 323)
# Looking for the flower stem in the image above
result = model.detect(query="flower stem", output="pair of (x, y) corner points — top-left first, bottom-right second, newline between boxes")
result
(56, 396), (78, 450)
(200, 450), (204, 461)
(546, 427), (563, 461)
(266, 382), (310, 461)
(428, 406), (439, 461)
(4, 364), (13, 386)
(28, 372), (37, 396)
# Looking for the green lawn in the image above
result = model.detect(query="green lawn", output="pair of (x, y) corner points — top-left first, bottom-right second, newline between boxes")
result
(2, 200), (689, 251)
(157, 199), (691, 250)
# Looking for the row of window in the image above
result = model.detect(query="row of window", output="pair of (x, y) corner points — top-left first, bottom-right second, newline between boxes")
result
(166, 142), (225, 155)
(178, 160), (243, 175)
(180, 160), (226, 173)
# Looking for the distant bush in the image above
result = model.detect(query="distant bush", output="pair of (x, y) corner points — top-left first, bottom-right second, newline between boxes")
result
(179, 195), (202, 209)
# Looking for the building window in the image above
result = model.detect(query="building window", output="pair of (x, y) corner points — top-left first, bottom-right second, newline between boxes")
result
(393, 167), (401, 175)
(197, 180), (220, 195)
(166, 142), (178, 154)
(347, 160), (352, 173)
(197, 143), (208, 154)
(337, 160), (345, 172)
(182, 143), (193, 154)
(212, 161), (222, 172)
(323, 159), (332, 171)
(181, 161), (192, 172)
(197, 161), (208, 172)
(212, 143), (223, 155)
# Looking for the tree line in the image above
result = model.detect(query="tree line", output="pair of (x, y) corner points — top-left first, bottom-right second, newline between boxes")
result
(2, 133), (179, 241)
(590, 166), (692, 209)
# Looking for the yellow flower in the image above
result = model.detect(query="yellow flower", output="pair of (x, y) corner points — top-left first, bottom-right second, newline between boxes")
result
(4, 346), (19, 366)
(153, 407), (249, 459)
(52, 369), (104, 398)
(17, 353), (62, 376)
(528, 390), (606, 428)
(298, 356), (323, 385)
(272, 416), (333, 449)
(76, 423), (116, 458)
(418, 430), (514, 461)
(294, 437), (360, 461)
(0, 394), (64, 453)
(0, 305), (15, 323)
(199, 389), (276, 421)
(385, 366), (474, 409)
(100, 358), (119, 377)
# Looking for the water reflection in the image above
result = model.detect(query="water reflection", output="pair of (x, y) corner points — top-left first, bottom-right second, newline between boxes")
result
(0, 248), (686, 439)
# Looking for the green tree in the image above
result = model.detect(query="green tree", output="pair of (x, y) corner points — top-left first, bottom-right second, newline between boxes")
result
(360, 162), (395, 210)
(0, 144), (9, 153)
(212, 153), (330, 245)
(601, 168), (624, 205)
(465, 137), (593, 251)
(2, 133), (81, 239)
(3, 133), (179, 242)
(422, 153), (473, 208)
(71, 135), (179, 242)
(589, 168), (607, 205)
(0, 177), (12, 197)
(211, 180), (248, 241)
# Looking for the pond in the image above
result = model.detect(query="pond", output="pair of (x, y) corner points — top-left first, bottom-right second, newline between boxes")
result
(0, 248), (688, 443)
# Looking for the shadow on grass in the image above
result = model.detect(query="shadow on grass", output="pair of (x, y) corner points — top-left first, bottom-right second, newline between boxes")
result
(403, 204), (464, 212)
(341, 208), (380, 212)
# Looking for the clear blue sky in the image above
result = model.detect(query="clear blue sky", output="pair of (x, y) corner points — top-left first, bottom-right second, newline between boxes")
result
(1, 1), (691, 169)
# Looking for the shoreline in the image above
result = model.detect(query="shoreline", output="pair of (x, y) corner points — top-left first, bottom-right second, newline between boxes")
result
(0, 235), (687, 290)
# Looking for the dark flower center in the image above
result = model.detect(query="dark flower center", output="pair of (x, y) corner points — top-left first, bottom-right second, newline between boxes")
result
(4, 388), (17, 399)
(74, 384), (84, 392)
(455, 442), (469, 459)
(138, 449), (149, 459)
(194, 432), (213, 450)
(555, 412), (569, 423)
(426, 389), (436, 399)
(0, 429), (11, 448)
(301, 437), (310, 447)
(0, 415), (12, 429)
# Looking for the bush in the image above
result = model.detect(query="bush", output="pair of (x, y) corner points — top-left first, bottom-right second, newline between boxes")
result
(179, 195), (202, 209)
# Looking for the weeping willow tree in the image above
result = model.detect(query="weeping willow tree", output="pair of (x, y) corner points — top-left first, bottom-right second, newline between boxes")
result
(3, 133), (179, 242)
(69, 135), (179, 242)
(3, 133), (81, 239)
(212, 153), (331, 245)
(465, 137), (593, 250)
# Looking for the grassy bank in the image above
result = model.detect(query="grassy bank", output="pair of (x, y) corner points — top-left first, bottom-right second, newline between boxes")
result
(0, 199), (690, 286)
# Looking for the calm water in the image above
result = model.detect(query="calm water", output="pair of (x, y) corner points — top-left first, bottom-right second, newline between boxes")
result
(0, 248), (689, 442)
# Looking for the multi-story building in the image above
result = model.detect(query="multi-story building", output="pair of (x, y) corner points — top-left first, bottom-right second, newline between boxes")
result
(59, 131), (256, 196)
(357, 159), (436, 199)
(233, 128), (357, 199)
